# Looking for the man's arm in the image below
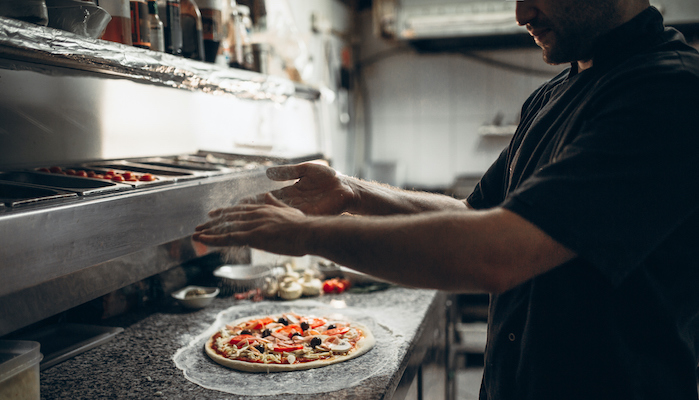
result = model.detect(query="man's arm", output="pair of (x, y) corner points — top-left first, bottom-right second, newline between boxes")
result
(193, 196), (576, 293)
(229, 163), (468, 217)
(344, 176), (470, 215)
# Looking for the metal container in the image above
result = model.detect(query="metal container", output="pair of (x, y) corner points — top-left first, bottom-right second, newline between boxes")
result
(0, 171), (130, 196)
(0, 181), (77, 207)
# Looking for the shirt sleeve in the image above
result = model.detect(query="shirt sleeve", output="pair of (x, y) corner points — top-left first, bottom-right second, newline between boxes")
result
(467, 146), (509, 210)
(502, 66), (699, 286)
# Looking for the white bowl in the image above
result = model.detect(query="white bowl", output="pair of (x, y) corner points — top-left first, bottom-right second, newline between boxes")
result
(171, 286), (219, 309)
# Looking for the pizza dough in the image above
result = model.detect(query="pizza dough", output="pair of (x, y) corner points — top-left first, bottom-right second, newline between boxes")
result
(205, 313), (376, 372)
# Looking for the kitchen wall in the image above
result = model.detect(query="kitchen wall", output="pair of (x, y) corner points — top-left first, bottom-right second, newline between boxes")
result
(353, 9), (699, 191)
(282, 0), (353, 169)
(355, 9), (562, 189)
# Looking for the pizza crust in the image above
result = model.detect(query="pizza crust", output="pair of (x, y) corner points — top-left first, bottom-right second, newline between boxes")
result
(204, 314), (376, 373)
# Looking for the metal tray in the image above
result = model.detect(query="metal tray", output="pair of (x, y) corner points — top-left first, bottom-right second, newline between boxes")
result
(0, 171), (130, 196)
(0, 181), (77, 207)
(17, 323), (123, 371)
(85, 161), (202, 182)
(131, 157), (228, 174)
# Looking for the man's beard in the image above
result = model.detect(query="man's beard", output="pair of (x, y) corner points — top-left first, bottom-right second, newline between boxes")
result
(537, 1), (621, 66)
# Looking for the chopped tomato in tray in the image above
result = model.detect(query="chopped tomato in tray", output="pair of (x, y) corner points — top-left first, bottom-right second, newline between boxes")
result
(39, 166), (159, 183)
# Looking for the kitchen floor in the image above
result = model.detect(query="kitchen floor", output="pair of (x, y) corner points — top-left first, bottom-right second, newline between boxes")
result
(456, 367), (484, 400)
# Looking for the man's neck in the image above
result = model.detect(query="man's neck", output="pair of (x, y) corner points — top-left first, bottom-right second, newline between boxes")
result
(577, 60), (593, 72)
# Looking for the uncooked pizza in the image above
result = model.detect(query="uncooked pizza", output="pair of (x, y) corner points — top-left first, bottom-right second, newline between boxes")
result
(205, 312), (375, 372)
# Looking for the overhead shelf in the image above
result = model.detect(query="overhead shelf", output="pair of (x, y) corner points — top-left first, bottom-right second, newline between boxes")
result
(0, 16), (320, 101)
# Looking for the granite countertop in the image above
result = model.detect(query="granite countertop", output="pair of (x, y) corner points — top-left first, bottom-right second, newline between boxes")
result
(39, 287), (442, 400)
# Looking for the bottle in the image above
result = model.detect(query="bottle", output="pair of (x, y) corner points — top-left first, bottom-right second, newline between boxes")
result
(195, 0), (223, 63)
(235, 0), (265, 32)
(157, 0), (182, 55)
(227, 4), (252, 69)
(148, 0), (165, 51)
(98, 0), (133, 45)
(130, 0), (151, 49)
(180, 0), (205, 61)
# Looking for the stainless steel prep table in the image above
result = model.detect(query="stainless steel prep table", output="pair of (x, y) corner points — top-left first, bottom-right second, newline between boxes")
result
(38, 287), (453, 400)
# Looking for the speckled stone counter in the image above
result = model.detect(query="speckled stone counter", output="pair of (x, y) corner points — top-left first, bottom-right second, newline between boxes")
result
(39, 287), (447, 400)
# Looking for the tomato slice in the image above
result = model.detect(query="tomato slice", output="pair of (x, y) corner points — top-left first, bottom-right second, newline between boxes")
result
(324, 327), (350, 336)
(273, 344), (304, 353)
(139, 173), (156, 181)
(245, 317), (275, 330)
(301, 317), (327, 329)
(37, 168), (50, 173)
(322, 280), (336, 294)
(278, 324), (303, 338)
(49, 166), (62, 173)
(229, 334), (257, 348)
(111, 175), (125, 182)
(75, 170), (88, 177)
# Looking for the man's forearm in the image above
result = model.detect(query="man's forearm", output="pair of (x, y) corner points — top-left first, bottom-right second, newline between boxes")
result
(344, 177), (469, 216)
(301, 207), (575, 293)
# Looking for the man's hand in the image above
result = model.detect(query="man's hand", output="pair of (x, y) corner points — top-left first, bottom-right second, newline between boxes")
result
(192, 193), (311, 256)
(228, 163), (356, 216)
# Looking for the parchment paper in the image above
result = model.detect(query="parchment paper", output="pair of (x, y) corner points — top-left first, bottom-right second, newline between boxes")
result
(172, 299), (408, 396)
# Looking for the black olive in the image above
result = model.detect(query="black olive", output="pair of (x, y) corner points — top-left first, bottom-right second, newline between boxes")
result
(326, 324), (336, 330)
(291, 332), (301, 338)
(255, 345), (265, 353)
(310, 337), (322, 347)
(240, 330), (252, 335)
(262, 329), (272, 337)
(300, 322), (310, 331)
(278, 317), (289, 326)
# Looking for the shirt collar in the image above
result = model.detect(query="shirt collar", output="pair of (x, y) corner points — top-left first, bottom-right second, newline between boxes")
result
(570, 6), (665, 75)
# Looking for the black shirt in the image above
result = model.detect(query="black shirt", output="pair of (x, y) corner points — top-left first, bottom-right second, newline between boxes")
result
(467, 7), (699, 400)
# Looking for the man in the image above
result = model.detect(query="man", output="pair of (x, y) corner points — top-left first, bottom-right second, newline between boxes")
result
(194, 0), (699, 398)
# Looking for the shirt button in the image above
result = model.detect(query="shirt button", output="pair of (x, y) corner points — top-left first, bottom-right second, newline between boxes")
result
(508, 333), (516, 341)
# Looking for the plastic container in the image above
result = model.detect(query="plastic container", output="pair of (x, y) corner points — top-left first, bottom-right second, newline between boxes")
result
(0, 340), (43, 400)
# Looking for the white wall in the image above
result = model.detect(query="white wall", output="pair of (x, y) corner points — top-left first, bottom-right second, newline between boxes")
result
(280, 0), (353, 169)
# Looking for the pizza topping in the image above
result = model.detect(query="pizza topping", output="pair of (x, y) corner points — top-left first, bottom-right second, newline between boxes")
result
(325, 327), (350, 336)
(329, 340), (352, 353)
(278, 324), (303, 338)
(209, 312), (367, 366)
(229, 334), (257, 348)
